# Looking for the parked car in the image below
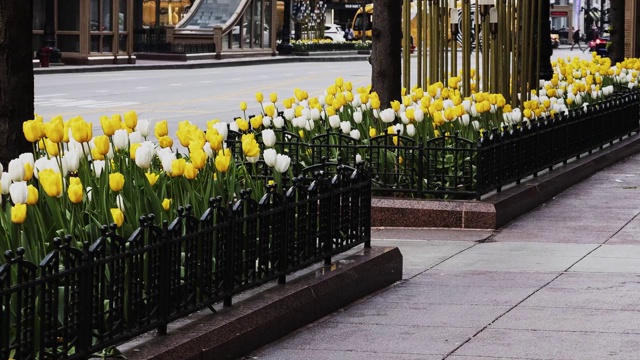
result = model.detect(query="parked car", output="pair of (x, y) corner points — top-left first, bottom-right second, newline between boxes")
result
(324, 24), (345, 42)
(588, 33), (610, 57)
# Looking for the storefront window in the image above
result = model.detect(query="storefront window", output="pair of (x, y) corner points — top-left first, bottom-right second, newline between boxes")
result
(120, 0), (127, 31)
(58, 35), (80, 52)
(33, 0), (46, 30)
(58, 0), (80, 31)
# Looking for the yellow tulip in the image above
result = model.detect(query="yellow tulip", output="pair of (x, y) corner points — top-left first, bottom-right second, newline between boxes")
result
(299, 130), (305, 139)
(70, 117), (92, 143)
(162, 198), (172, 211)
(23, 119), (43, 143)
(44, 116), (65, 143)
(94, 135), (110, 156)
(67, 177), (84, 204)
(283, 98), (293, 109)
(39, 169), (62, 197)
(391, 100), (401, 112)
(360, 93), (369, 105)
(22, 162), (33, 182)
(184, 163), (198, 180)
(190, 150), (207, 170)
(255, 92), (264, 103)
(207, 130), (223, 151)
(215, 152), (231, 172)
(11, 203), (27, 224)
(100, 115), (116, 136)
(369, 127), (377, 138)
(155, 120), (169, 138)
(241, 134), (260, 157)
(124, 110), (138, 130)
(326, 106), (336, 116)
(129, 143), (141, 160)
(240, 101), (248, 111)
(26, 185), (38, 205)
(159, 136), (173, 148)
(45, 139), (59, 157)
(433, 111), (445, 126)
(270, 92), (278, 103)
(171, 158), (186, 177)
(250, 115), (263, 130)
(335, 77), (344, 88)
(110, 208), (124, 227)
(91, 147), (105, 161)
(236, 118), (249, 132)
(109, 172), (125, 192)
(327, 84), (337, 96)
(370, 97), (381, 110)
(264, 104), (276, 118)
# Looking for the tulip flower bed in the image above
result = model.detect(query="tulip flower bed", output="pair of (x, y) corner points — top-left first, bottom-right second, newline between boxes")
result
(291, 39), (372, 52)
(1, 54), (640, 359)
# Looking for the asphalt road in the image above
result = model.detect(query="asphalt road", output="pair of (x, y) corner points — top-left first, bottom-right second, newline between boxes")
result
(34, 62), (373, 132)
(34, 46), (590, 134)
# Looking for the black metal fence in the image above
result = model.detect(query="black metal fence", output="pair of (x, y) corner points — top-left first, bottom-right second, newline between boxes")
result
(134, 28), (216, 54)
(228, 90), (640, 199)
(0, 166), (370, 360)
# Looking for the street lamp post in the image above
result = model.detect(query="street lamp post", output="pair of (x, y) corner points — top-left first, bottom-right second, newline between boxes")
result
(41, 0), (62, 66)
(277, 0), (294, 54)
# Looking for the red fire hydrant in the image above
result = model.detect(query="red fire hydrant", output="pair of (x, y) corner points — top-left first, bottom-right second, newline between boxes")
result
(40, 46), (53, 67)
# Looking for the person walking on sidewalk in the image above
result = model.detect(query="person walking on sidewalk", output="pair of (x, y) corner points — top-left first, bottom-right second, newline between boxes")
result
(571, 27), (583, 51)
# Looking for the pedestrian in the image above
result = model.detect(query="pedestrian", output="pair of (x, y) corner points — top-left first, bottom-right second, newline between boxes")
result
(570, 27), (582, 51)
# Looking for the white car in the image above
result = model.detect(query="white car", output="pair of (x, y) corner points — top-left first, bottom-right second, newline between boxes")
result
(324, 24), (345, 42)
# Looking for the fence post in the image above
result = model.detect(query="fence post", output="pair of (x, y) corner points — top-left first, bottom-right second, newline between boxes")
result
(223, 204), (235, 307)
(157, 221), (170, 335)
(77, 242), (93, 357)
(417, 140), (424, 197)
(279, 186), (291, 284)
(475, 138), (483, 200)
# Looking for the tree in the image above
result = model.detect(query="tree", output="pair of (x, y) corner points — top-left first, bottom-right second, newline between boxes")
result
(371, 0), (402, 109)
(0, 0), (34, 166)
(608, 0), (625, 63)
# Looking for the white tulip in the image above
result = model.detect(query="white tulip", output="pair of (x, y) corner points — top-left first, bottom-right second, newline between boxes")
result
(213, 122), (229, 140)
(470, 105), (480, 118)
(18, 153), (33, 169)
(318, 96), (326, 106)
(305, 120), (315, 131)
(246, 155), (259, 163)
(105, 146), (115, 160)
(406, 124), (416, 137)
(34, 157), (53, 179)
(301, 107), (310, 120)
(380, 108), (396, 123)
(161, 152), (176, 173)
(351, 97), (362, 108)
(203, 143), (214, 158)
(356, 154), (363, 163)
(373, 109), (380, 119)
(340, 121), (351, 134)
(472, 121), (481, 131)
(443, 99), (454, 109)
(350, 129), (361, 140)
(274, 154), (291, 173)
(262, 116), (272, 128)
(629, 82), (636, 89)
(129, 131), (143, 145)
(539, 89), (547, 97)
(511, 109), (522, 124)
(575, 94), (583, 106)
(273, 116), (285, 129)
(460, 114), (470, 126)
(135, 144), (155, 169)
(393, 123), (404, 136)
(9, 181), (28, 204)
(86, 187), (93, 202)
(64, 150), (81, 173)
(283, 108), (295, 121)
(299, 100), (308, 108)
(462, 100), (472, 113)
(503, 113), (512, 124)
(116, 194), (125, 212)
(8, 159), (25, 182)
(136, 119), (152, 137)
(53, 156), (68, 176)
(262, 129), (276, 148)
(329, 115), (341, 129)
(0, 173), (9, 195)
(414, 108), (424, 123)
(309, 108), (321, 121)
(93, 160), (106, 177)
(400, 112), (410, 124)
(229, 122), (239, 132)
(113, 129), (129, 150)
(353, 111), (363, 124)
(263, 148), (277, 167)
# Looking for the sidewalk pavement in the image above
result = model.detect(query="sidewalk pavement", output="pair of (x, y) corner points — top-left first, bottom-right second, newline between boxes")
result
(33, 53), (369, 74)
(246, 153), (640, 360)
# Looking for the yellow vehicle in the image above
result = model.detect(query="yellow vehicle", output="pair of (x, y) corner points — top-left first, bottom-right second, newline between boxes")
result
(351, 2), (418, 52)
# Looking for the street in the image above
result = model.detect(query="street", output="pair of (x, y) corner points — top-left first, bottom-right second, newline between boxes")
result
(34, 46), (592, 133)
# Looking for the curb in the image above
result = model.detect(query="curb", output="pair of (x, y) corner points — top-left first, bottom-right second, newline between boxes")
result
(33, 55), (369, 75)
(371, 134), (640, 229)
(119, 246), (402, 360)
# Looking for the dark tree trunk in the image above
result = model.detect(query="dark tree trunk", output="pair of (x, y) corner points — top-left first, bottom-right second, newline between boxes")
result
(0, 0), (34, 166)
(608, 0), (625, 63)
(371, 0), (402, 110)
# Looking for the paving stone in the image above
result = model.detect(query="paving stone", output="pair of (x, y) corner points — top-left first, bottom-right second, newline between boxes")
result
(433, 243), (597, 272)
(251, 321), (472, 357)
(570, 244), (640, 273)
(372, 228), (493, 242)
(491, 306), (640, 333)
(250, 348), (442, 360)
(409, 270), (557, 288)
(451, 328), (640, 360)
(545, 272), (640, 290)
(492, 228), (612, 244)
(328, 300), (510, 329)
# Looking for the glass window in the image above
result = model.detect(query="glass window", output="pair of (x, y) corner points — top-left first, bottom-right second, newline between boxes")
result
(33, 0), (46, 30)
(103, 0), (113, 31)
(58, 0), (80, 31)
(58, 35), (80, 52)
(119, 0), (127, 31)
(142, 0), (157, 27)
